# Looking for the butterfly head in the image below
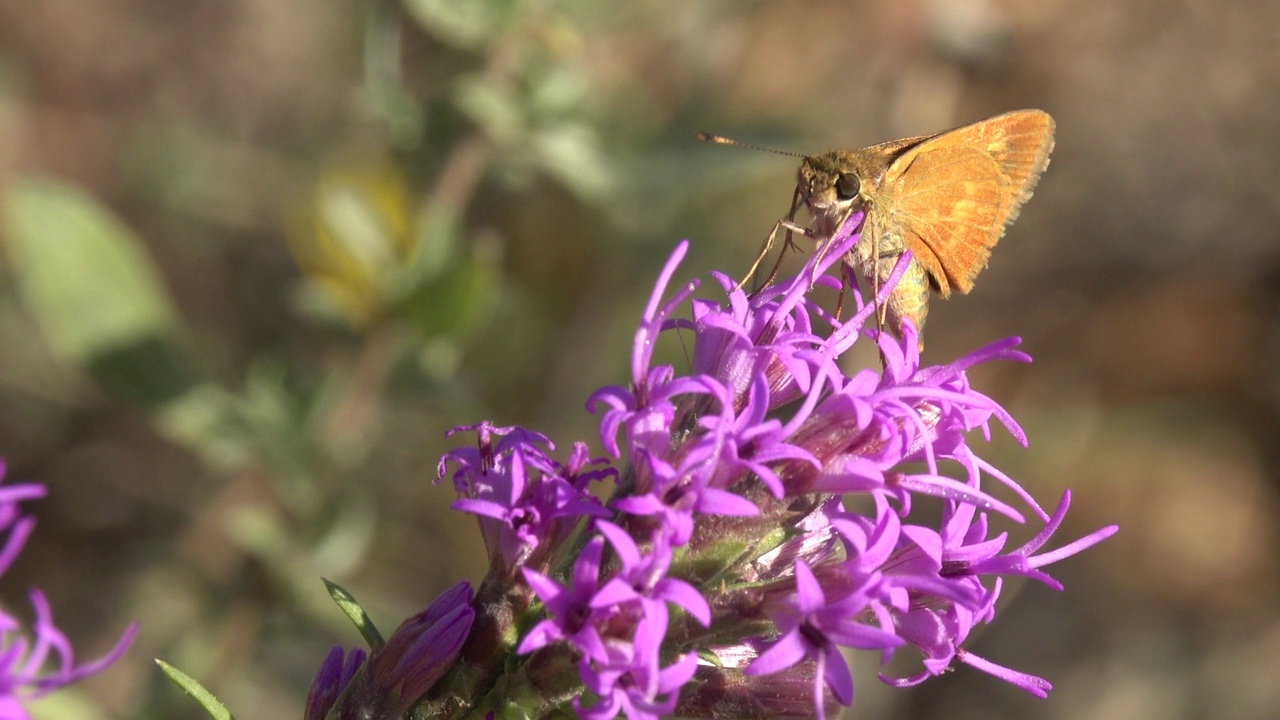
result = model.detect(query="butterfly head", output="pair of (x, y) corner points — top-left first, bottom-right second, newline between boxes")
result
(797, 151), (871, 225)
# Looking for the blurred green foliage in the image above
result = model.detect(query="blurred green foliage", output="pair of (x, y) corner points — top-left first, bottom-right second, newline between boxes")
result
(4, 179), (188, 403)
(1, 1), (628, 717)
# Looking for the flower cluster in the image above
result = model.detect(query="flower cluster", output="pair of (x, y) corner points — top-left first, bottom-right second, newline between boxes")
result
(0, 461), (137, 718)
(312, 212), (1117, 719)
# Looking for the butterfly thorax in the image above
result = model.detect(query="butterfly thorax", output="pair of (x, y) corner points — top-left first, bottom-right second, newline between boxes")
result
(798, 148), (925, 339)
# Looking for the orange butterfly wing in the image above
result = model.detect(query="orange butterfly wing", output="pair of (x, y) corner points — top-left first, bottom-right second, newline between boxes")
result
(882, 110), (1055, 296)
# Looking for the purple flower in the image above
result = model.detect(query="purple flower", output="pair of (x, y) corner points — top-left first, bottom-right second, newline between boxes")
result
(426, 210), (1116, 719)
(0, 462), (137, 718)
(744, 559), (903, 718)
(695, 371), (819, 498)
(518, 536), (624, 662)
(317, 582), (475, 718)
(575, 604), (699, 720)
(593, 521), (710, 627)
(955, 490), (1119, 589)
(878, 491), (1119, 694)
(0, 591), (138, 719)
(0, 462), (45, 580)
(611, 445), (761, 546)
(587, 243), (728, 463)
(302, 646), (366, 720)
(439, 423), (611, 574)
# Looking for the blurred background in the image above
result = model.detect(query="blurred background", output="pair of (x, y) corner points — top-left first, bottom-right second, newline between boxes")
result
(0, 0), (1277, 718)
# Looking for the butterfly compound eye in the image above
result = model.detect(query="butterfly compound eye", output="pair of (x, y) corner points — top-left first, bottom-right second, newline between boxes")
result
(835, 173), (861, 200)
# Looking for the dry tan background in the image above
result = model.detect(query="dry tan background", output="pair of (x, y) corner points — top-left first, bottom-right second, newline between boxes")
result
(1, 0), (1277, 718)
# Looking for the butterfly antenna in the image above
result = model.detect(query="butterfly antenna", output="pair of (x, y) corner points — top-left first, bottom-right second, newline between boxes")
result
(695, 132), (806, 159)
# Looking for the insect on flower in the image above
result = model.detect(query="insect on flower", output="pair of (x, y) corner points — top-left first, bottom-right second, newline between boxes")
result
(698, 110), (1055, 349)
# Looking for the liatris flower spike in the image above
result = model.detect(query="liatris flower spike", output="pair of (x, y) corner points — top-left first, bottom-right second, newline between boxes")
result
(299, 210), (1116, 719)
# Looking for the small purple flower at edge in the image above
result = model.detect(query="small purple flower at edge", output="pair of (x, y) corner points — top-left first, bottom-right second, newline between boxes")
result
(0, 461), (137, 719)
(314, 582), (476, 720)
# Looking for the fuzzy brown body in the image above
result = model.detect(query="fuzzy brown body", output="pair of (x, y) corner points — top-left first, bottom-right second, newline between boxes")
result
(795, 110), (1056, 348)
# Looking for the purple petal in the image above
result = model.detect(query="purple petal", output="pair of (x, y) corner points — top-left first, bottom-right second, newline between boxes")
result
(745, 630), (809, 676)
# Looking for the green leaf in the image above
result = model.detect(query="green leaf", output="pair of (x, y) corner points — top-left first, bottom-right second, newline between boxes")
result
(408, 198), (461, 283)
(398, 234), (499, 343)
(454, 75), (525, 146)
(2, 177), (180, 364)
(88, 334), (193, 404)
(155, 660), (236, 720)
(530, 123), (612, 200)
(324, 578), (386, 651)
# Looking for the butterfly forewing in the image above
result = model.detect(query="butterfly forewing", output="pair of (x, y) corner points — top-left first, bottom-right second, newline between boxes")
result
(980, 110), (1056, 223)
(884, 110), (1054, 295)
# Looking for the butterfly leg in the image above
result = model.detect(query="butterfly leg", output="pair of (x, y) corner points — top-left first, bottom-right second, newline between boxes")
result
(856, 227), (917, 353)
(738, 220), (809, 293)
(869, 228), (888, 336)
(868, 249), (930, 352)
(736, 220), (782, 292)
(754, 220), (809, 291)
(738, 188), (806, 293)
